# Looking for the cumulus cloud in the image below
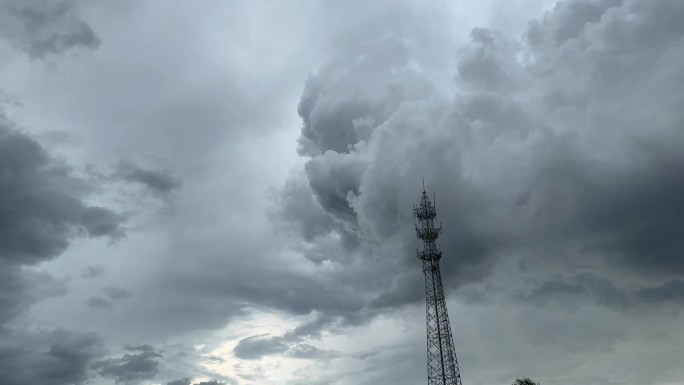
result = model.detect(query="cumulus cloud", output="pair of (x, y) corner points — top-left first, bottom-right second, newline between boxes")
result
(272, 0), (684, 349)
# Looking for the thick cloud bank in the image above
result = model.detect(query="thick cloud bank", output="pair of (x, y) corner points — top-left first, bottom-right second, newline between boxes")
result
(276, 0), (684, 326)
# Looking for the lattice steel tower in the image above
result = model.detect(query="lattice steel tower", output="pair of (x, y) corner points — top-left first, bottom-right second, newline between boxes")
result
(414, 186), (463, 385)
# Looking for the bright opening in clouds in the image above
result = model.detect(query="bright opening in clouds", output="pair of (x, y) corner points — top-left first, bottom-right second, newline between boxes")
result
(1, 1), (683, 384)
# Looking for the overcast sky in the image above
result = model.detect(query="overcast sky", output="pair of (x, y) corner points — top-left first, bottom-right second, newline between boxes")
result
(1, 1), (684, 384)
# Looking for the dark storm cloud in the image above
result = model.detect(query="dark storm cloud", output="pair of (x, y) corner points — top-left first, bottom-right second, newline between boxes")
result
(305, 150), (367, 225)
(116, 161), (182, 197)
(273, 0), (684, 325)
(0, 328), (105, 385)
(0, 265), (65, 323)
(0, 123), (125, 266)
(0, 0), (100, 58)
(635, 280), (684, 304)
(0, 105), (127, 382)
(269, 171), (361, 265)
(270, 172), (337, 242)
(521, 274), (629, 309)
(0, 117), (126, 366)
(296, 35), (434, 157)
(94, 344), (162, 384)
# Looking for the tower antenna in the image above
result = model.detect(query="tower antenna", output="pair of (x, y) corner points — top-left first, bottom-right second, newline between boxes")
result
(414, 185), (463, 385)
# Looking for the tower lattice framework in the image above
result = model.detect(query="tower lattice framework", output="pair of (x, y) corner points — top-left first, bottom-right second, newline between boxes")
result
(414, 188), (463, 385)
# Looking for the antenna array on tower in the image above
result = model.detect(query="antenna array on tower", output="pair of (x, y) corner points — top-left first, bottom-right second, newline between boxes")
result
(414, 187), (463, 385)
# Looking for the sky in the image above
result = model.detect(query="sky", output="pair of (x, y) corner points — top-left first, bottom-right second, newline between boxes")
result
(1, 0), (683, 384)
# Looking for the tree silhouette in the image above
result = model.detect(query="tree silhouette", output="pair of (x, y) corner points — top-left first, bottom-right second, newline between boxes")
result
(513, 378), (539, 385)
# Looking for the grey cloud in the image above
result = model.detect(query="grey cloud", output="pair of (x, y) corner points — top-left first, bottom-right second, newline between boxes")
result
(369, 271), (424, 310)
(276, 0), (684, 319)
(102, 287), (133, 300)
(233, 333), (339, 361)
(297, 34), (436, 157)
(144, 240), (367, 338)
(635, 280), (684, 304)
(166, 378), (228, 385)
(0, 328), (105, 385)
(80, 206), (126, 238)
(94, 344), (162, 384)
(457, 28), (524, 93)
(0, 265), (66, 324)
(87, 286), (133, 311)
(527, 0), (625, 49)
(231, 313), (344, 362)
(305, 150), (367, 226)
(231, 314), (344, 360)
(0, 124), (126, 266)
(198, 354), (224, 364)
(116, 161), (182, 197)
(270, 172), (360, 265)
(286, 343), (339, 360)
(521, 274), (629, 309)
(232, 334), (288, 360)
(3, 1), (682, 383)
(86, 296), (112, 310)
(0, 0), (100, 58)
(167, 378), (192, 385)
(81, 265), (105, 279)
(269, 172), (337, 242)
(0, 103), (126, 384)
